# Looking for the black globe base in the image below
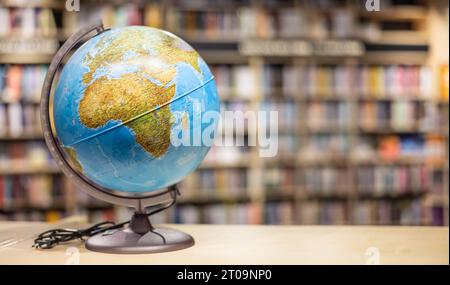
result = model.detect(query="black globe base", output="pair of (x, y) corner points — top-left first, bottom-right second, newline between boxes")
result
(85, 211), (194, 254)
(85, 227), (195, 254)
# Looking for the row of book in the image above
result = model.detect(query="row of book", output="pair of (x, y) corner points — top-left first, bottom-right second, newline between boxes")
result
(212, 65), (257, 98)
(178, 164), (438, 199)
(296, 199), (427, 225)
(0, 169), (104, 215)
(212, 64), (436, 99)
(300, 134), (446, 162)
(0, 209), (67, 222)
(128, 199), (441, 225)
(165, 7), (396, 41)
(264, 100), (444, 132)
(63, 4), (162, 35)
(263, 167), (295, 192)
(294, 165), (433, 195)
(59, 2), (394, 41)
(270, 164), (436, 195)
(0, 64), (433, 106)
(0, 65), (48, 103)
(0, 103), (42, 137)
(359, 101), (444, 131)
(3, 200), (444, 226)
(1, 136), (441, 171)
(277, 134), (300, 154)
(303, 167), (351, 194)
(0, 174), (65, 209)
(180, 169), (248, 198)
(0, 142), (51, 168)
(354, 135), (447, 162)
(300, 134), (349, 159)
(0, 7), (57, 38)
(356, 165), (430, 194)
(299, 199), (426, 225)
(260, 101), (299, 130)
(204, 133), (446, 162)
(307, 101), (352, 130)
(278, 65), (434, 98)
(215, 101), (445, 135)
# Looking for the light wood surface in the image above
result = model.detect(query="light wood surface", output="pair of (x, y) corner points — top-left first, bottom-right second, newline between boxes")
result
(0, 218), (448, 265)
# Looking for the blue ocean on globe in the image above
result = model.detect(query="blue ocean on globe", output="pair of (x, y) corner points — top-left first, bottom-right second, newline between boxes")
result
(53, 26), (220, 193)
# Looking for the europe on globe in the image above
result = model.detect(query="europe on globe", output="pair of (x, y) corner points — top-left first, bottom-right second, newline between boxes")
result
(53, 26), (220, 193)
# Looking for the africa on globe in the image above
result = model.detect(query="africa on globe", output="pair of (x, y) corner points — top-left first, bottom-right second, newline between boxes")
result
(53, 26), (220, 193)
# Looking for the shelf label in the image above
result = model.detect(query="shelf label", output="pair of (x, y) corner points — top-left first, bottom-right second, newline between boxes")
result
(0, 38), (58, 55)
(239, 40), (365, 57)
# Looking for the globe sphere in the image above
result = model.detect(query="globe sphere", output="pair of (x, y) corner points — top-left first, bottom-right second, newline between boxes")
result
(52, 26), (220, 193)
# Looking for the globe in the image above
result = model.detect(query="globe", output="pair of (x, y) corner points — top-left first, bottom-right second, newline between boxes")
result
(52, 26), (220, 194)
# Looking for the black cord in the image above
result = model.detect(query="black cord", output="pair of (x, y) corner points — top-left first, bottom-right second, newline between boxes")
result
(33, 187), (180, 249)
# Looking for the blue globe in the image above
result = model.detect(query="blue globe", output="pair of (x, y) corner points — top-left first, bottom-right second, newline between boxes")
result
(53, 26), (220, 193)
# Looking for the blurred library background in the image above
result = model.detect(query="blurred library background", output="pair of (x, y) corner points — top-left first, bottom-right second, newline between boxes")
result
(0, 0), (448, 226)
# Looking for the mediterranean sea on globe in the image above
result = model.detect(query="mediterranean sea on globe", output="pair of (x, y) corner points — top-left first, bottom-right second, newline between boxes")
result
(53, 26), (220, 193)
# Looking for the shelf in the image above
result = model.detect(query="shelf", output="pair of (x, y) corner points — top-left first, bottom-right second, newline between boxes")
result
(297, 192), (352, 201)
(365, 31), (428, 46)
(178, 193), (252, 205)
(169, 2), (247, 12)
(0, 53), (53, 64)
(199, 50), (248, 64)
(265, 190), (428, 201)
(178, 33), (241, 44)
(0, 132), (44, 141)
(362, 51), (428, 65)
(357, 189), (427, 198)
(264, 94), (446, 103)
(0, 206), (66, 214)
(358, 126), (444, 135)
(355, 157), (444, 166)
(0, 100), (41, 104)
(0, 0), (64, 9)
(265, 191), (296, 201)
(0, 164), (61, 175)
(0, 203), (112, 213)
(266, 156), (444, 167)
(296, 157), (350, 166)
(303, 126), (356, 134)
(200, 158), (250, 169)
(356, 95), (440, 102)
(424, 192), (449, 206)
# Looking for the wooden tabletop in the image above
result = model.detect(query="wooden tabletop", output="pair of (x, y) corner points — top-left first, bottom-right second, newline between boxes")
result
(0, 218), (448, 265)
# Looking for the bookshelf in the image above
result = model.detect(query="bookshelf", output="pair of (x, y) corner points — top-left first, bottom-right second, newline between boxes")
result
(0, 0), (448, 226)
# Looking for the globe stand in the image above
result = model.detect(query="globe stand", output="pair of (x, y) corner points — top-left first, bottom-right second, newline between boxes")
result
(85, 196), (194, 254)
(40, 21), (195, 254)
(85, 221), (195, 254)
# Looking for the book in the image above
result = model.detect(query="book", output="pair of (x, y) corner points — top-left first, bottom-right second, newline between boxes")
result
(144, 4), (162, 28)
(440, 64), (449, 101)
(0, 7), (57, 38)
(1, 65), (47, 103)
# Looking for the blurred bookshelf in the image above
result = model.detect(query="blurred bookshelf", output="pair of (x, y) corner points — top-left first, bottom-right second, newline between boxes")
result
(0, 0), (448, 226)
